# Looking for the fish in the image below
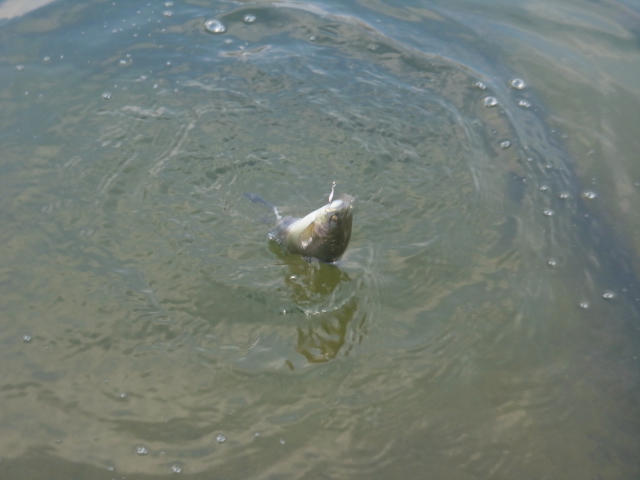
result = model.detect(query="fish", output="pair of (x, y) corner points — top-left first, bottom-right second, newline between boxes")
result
(247, 183), (354, 263)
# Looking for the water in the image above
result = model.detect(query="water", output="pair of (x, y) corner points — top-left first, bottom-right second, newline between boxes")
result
(1, 0), (639, 478)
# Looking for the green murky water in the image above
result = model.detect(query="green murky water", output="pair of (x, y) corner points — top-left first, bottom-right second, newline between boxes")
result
(1, 0), (639, 478)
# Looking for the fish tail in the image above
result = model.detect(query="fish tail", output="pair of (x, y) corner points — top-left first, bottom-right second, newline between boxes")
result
(244, 192), (281, 219)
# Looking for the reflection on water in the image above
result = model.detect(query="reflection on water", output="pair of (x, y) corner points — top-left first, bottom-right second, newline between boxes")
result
(280, 257), (360, 363)
(296, 296), (361, 363)
(276, 248), (352, 304)
(268, 231), (368, 364)
(1, 0), (639, 478)
(0, 0), (58, 20)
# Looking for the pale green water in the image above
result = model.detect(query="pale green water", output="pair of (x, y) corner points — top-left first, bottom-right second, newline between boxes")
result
(1, 0), (639, 478)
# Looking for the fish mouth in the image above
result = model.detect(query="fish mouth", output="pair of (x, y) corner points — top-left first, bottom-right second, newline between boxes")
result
(324, 194), (354, 214)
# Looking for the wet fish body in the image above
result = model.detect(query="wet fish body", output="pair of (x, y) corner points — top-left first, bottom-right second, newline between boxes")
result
(270, 194), (354, 263)
(248, 192), (354, 263)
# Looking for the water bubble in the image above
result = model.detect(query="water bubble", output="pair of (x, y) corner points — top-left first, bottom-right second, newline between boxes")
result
(243, 14), (257, 23)
(171, 464), (182, 473)
(548, 259), (557, 267)
(216, 434), (227, 444)
(482, 96), (498, 107)
(539, 185), (549, 192)
(602, 291), (615, 300)
(107, 465), (115, 471)
(279, 439), (286, 445)
(499, 140), (511, 149)
(163, 10), (173, 17)
(136, 445), (149, 455)
(518, 100), (531, 108)
(16, 65), (25, 71)
(102, 92), (112, 100)
(254, 432), (261, 437)
(558, 192), (570, 199)
(22, 334), (32, 343)
(204, 19), (226, 34)
(165, 1), (173, 6)
(474, 81), (487, 90)
(309, 35), (317, 42)
(509, 78), (526, 90)
(119, 392), (127, 399)
(579, 302), (589, 309)
(542, 209), (554, 217)
(582, 190), (597, 199)
(43, 56), (51, 63)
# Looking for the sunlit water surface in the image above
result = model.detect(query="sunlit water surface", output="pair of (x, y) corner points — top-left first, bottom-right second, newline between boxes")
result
(1, 0), (639, 478)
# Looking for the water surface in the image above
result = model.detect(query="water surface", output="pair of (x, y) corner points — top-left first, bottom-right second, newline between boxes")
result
(1, 0), (639, 478)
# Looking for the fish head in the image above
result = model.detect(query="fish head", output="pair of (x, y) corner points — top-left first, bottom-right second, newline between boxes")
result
(314, 194), (354, 236)
(297, 194), (354, 262)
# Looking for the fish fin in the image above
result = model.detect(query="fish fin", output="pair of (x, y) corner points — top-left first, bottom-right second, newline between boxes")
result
(245, 192), (281, 219)
(297, 221), (317, 250)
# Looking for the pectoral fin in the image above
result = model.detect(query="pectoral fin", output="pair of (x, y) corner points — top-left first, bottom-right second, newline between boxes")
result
(296, 221), (316, 250)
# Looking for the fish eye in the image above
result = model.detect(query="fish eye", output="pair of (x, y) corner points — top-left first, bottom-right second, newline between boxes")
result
(331, 214), (338, 223)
